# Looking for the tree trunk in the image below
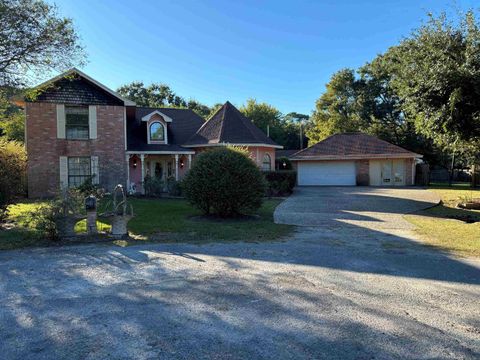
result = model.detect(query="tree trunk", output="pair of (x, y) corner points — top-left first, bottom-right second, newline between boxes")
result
(449, 152), (456, 186)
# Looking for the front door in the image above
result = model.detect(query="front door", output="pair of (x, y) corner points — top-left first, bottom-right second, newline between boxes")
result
(380, 160), (405, 186)
(381, 161), (393, 185)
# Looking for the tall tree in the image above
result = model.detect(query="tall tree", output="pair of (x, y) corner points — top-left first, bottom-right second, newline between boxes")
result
(1, 0), (85, 142)
(239, 98), (282, 133)
(117, 81), (212, 118)
(387, 11), (480, 161)
(0, 0), (86, 87)
(117, 82), (187, 108)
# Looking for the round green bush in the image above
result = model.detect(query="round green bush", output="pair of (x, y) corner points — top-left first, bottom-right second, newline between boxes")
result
(183, 147), (266, 217)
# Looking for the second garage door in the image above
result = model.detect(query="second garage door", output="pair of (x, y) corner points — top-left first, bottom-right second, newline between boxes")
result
(297, 161), (356, 186)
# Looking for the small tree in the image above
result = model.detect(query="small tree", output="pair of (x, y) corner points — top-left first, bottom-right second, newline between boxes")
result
(0, 139), (26, 219)
(183, 147), (266, 217)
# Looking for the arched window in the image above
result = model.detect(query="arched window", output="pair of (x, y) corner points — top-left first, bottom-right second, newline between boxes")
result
(150, 122), (165, 141)
(262, 153), (271, 171)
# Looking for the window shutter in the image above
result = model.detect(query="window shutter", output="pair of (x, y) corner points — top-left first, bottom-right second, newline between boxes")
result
(91, 156), (99, 185)
(89, 105), (97, 139)
(59, 156), (68, 189)
(56, 104), (65, 139)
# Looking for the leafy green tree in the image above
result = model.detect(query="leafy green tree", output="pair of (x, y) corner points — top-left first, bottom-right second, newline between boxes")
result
(306, 69), (363, 144)
(117, 81), (212, 118)
(386, 11), (480, 160)
(207, 103), (223, 119)
(0, 0), (86, 87)
(117, 81), (187, 108)
(284, 112), (309, 149)
(240, 98), (283, 135)
(186, 99), (211, 118)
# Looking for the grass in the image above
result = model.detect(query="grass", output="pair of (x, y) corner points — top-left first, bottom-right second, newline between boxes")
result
(405, 185), (480, 257)
(0, 197), (292, 250)
(126, 198), (292, 243)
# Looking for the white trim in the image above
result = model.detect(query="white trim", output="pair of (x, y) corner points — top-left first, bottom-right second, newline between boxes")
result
(291, 154), (422, 161)
(183, 142), (283, 149)
(175, 154), (179, 181)
(56, 104), (65, 139)
(147, 121), (168, 145)
(33, 68), (136, 106)
(140, 154), (145, 195)
(124, 107), (127, 150)
(188, 154), (192, 170)
(126, 150), (195, 155)
(141, 110), (173, 123)
(126, 154), (130, 189)
(88, 105), (97, 139)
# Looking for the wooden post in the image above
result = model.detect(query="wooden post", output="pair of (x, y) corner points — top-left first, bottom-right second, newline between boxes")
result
(188, 154), (192, 170)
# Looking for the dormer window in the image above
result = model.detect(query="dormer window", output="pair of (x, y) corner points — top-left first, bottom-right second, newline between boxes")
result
(150, 122), (165, 141)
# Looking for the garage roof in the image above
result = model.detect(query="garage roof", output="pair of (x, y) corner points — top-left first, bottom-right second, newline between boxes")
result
(290, 133), (421, 160)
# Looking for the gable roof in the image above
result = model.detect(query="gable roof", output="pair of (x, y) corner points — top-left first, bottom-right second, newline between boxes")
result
(290, 133), (421, 160)
(127, 107), (205, 152)
(30, 68), (136, 106)
(183, 101), (282, 148)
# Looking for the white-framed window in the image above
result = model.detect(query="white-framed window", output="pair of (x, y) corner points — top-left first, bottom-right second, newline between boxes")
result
(262, 153), (271, 171)
(65, 106), (89, 139)
(149, 122), (165, 141)
(67, 157), (91, 188)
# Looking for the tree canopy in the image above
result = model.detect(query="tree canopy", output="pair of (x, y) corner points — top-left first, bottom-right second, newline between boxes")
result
(239, 99), (308, 150)
(0, 0), (86, 87)
(116, 81), (212, 118)
(386, 11), (480, 160)
(0, 0), (86, 142)
(306, 10), (480, 166)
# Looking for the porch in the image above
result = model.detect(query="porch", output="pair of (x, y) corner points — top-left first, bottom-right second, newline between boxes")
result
(126, 152), (193, 194)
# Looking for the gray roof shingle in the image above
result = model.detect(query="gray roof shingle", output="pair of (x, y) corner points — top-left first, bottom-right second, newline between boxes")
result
(184, 101), (280, 147)
(127, 107), (205, 152)
(291, 133), (420, 160)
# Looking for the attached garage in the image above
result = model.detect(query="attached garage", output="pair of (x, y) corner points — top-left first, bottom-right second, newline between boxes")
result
(289, 133), (421, 187)
(297, 161), (356, 186)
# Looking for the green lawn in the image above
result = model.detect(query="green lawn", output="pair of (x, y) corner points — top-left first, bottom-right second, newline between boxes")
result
(405, 186), (480, 257)
(0, 198), (292, 250)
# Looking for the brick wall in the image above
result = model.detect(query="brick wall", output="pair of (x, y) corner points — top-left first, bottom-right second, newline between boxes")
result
(26, 103), (127, 198)
(355, 159), (370, 186)
(405, 158), (414, 185)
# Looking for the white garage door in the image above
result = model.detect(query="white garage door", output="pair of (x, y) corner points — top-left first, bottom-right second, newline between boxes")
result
(297, 161), (356, 186)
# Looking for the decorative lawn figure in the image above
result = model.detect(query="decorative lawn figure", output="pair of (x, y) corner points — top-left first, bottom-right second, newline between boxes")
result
(182, 147), (266, 217)
(101, 184), (134, 238)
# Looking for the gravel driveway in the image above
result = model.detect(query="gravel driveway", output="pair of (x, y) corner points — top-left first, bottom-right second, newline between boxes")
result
(274, 186), (441, 229)
(0, 223), (479, 359)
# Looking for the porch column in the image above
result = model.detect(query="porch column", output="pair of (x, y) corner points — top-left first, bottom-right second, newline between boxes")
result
(175, 154), (179, 180)
(140, 154), (145, 194)
(188, 154), (192, 170)
(126, 154), (130, 190)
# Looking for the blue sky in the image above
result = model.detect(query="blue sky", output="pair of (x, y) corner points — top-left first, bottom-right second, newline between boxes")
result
(53, 0), (477, 114)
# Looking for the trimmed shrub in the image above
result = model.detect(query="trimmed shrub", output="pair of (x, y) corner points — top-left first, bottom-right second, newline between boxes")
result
(143, 175), (164, 197)
(264, 170), (296, 196)
(183, 147), (266, 217)
(166, 177), (183, 196)
(0, 139), (26, 220)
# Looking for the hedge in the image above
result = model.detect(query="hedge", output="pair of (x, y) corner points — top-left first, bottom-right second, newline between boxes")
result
(264, 170), (296, 196)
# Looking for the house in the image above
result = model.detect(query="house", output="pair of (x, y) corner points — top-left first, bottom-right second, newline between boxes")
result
(24, 68), (281, 198)
(289, 133), (421, 186)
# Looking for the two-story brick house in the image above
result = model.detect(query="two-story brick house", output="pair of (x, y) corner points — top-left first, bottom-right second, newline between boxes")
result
(24, 68), (282, 198)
